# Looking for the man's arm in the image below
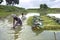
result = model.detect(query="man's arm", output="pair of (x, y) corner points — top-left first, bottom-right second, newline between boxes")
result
(13, 18), (15, 26)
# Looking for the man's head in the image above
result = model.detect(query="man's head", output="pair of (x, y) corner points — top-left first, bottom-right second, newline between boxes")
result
(22, 13), (24, 15)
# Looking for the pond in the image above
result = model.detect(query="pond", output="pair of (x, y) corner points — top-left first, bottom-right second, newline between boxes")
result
(0, 13), (60, 40)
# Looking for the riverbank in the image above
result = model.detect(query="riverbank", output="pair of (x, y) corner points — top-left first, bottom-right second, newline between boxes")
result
(0, 5), (27, 18)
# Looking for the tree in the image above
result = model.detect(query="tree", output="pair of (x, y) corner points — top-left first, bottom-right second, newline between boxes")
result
(40, 4), (48, 9)
(13, 0), (19, 4)
(12, 0), (19, 6)
(0, 0), (3, 4)
(40, 4), (49, 15)
(6, 0), (12, 5)
(6, 0), (19, 6)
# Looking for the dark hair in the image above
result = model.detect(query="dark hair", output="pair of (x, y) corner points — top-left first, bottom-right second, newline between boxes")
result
(22, 13), (24, 15)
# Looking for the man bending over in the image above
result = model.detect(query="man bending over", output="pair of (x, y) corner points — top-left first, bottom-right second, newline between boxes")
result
(12, 14), (22, 29)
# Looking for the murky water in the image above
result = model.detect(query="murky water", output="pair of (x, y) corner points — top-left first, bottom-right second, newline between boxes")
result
(47, 13), (60, 18)
(0, 13), (60, 40)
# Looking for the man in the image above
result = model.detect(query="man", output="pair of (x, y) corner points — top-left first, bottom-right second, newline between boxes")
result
(21, 13), (26, 21)
(12, 14), (22, 29)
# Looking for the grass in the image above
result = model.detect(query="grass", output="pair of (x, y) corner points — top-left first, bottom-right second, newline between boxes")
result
(27, 8), (40, 13)
(41, 16), (59, 25)
(27, 16), (60, 30)
(41, 16), (60, 30)
(27, 16), (33, 26)
(0, 5), (27, 18)
(27, 8), (60, 13)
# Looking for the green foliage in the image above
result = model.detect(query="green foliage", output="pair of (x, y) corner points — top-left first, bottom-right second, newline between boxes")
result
(6, 0), (19, 5)
(40, 4), (48, 9)
(27, 16), (60, 30)
(0, 0), (3, 4)
(13, 0), (19, 4)
(41, 16), (60, 30)
(0, 5), (25, 12)
(0, 5), (27, 18)
(27, 16), (33, 26)
(40, 4), (48, 15)
(47, 8), (60, 13)
(44, 25), (60, 30)
(27, 9), (40, 13)
(6, 0), (12, 5)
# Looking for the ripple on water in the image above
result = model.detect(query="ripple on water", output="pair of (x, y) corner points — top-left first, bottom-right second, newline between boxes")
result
(0, 19), (14, 40)
(0, 13), (60, 40)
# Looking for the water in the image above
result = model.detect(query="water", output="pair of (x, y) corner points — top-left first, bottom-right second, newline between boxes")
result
(47, 13), (60, 18)
(0, 19), (14, 40)
(0, 13), (60, 40)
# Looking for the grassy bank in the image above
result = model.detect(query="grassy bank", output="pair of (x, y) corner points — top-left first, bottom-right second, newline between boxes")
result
(27, 8), (40, 13)
(27, 8), (60, 16)
(27, 16), (33, 26)
(27, 16), (60, 30)
(41, 16), (60, 30)
(0, 5), (27, 18)
(27, 8), (60, 13)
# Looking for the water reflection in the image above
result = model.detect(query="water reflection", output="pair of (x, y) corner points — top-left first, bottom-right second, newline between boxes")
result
(11, 26), (22, 40)
(32, 27), (44, 35)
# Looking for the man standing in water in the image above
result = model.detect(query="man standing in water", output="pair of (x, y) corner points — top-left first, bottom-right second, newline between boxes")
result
(12, 14), (22, 29)
(21, 13), (26, 21)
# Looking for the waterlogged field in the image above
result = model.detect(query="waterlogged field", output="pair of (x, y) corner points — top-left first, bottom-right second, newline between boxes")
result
(0, 13), (60, 40)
